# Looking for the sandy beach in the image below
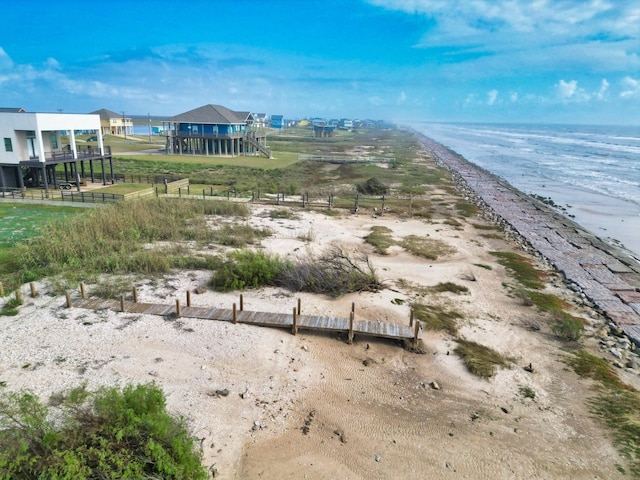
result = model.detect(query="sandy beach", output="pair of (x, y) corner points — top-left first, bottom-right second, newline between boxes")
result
(2, 184), (640, 479)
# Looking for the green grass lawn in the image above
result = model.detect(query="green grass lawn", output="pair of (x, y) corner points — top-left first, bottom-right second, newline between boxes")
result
(90, 184), (153, 195)
(0, 203), (83, 248)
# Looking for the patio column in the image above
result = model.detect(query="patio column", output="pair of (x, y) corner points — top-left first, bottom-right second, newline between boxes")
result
(69, 130), (78, 159)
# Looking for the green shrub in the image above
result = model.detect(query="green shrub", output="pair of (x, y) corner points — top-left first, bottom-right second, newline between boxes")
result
(356, 177), (389, 195)
(0, 383), (207, 479)
(0, 296), (22, 317)
(551, 316), (584, 341)
(210, 250), (289, 291)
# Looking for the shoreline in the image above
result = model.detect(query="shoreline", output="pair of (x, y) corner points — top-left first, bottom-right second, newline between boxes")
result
(414, 130), (640, 347)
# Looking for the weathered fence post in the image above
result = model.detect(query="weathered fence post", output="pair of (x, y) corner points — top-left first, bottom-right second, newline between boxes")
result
(80, 282), (86, 299)
(133, 287), (138, 303)
(65, 291), (72, 308)
(381, 195), (385, 216)
(120, 295), (125, 312)
(348, 311), (354, 344)
(0, 282), (4, 298)
(175, 299), (181, 318)
(297, 298), (301, 315)
(186, 290), (191, 307)
(30, 282), (36, 298)
(413, 320), (420, 350)
(240, 294), (244, 312)
(292, 307), (298, 335)
(409, 309), (414, 327)
(233, 303), (237, 324)
(351, 302), (355, 319)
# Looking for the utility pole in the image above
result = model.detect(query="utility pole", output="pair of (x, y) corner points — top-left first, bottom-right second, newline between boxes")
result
(122, 111), (127, 139)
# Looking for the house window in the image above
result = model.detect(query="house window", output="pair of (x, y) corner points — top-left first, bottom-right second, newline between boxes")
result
(4, 138), (12, 152)
(51, 133), (58, 149)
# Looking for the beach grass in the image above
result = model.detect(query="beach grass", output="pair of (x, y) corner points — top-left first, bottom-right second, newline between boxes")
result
(455, 339), (511, 378)
(490, 251), (546, 289)
(401, 235), (456, 260)
(410, 302), (462, 335)
(567, 350), (640, 476)
(363, 226), (395, 254)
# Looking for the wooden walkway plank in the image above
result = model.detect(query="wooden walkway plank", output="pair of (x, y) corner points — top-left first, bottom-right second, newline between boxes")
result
(69, 298), (421, 343)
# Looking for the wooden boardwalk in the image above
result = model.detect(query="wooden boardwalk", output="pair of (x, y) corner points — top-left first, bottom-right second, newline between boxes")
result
(70, 296), (422, 348)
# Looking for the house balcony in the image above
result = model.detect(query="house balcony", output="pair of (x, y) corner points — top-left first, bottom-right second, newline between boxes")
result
(169, 131), (260, 140)
(19, 146), (112, 167)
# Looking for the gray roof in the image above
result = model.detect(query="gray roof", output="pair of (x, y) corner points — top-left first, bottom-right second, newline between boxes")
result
(90, 108), (127, 120)
(170, 104), (252, 124)
(0, 107), (26, 113)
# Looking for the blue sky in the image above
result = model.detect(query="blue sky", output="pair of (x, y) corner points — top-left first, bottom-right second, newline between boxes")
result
(1, 0), (638, 124)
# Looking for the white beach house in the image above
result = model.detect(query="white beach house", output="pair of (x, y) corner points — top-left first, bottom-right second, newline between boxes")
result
(0, 109), (114, 194)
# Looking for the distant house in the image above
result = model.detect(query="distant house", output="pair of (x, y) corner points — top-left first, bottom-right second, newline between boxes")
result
(270, 115), (284, 129)
(253, 113), (268, 128)
(0, 109), (114, 193)
(164, 104), (271, 158)
(90, 109), (134, 137)
(338, 118), (353, 130)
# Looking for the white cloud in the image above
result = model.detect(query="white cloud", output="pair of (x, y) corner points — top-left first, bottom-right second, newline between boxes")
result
(509, 91), (518, 102)
(620, 76), (639, 98)
(487, 89), (498, 105)
(555, 79), (590, 102)
(594, 78), (609, 100)
(396, 91), (407, 104)
(0, 47), (13, 69)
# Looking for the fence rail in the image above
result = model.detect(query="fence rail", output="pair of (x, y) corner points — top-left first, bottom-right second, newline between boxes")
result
(61, 191), (124, 203)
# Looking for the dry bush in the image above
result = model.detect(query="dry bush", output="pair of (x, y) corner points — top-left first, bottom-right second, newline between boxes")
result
(277, 245), (382, 297)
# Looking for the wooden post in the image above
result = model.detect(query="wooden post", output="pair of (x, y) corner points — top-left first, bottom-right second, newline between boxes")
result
(175, 299), (181, 318)
(30, 282), (36, 298)
(120, 295), (125, 312)
(348, 311), (354, 344)
(0, 282), (3, 298)
(292, 307), (298, 335)
(413, 320), (420, 349)
(80, 282), (86, 299)
(233, 303), (237, 324)
(132, 287), (138, 303)
(381, 195), (385, 216)
(65, 291), (72, 308)
(186, 290), (191, 307)
(409, 309), (414, 327)
(15, 288), (21, 304)
(297, 298), (301, 315)
(240, 294), (244, 311)
(351, 302), (355, 319)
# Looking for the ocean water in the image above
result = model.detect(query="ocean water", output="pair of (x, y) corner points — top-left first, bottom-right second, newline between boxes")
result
(411, 123), (640, 257)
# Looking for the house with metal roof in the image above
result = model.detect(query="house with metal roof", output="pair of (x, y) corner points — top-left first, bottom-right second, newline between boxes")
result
(0, 109), (114, 193)
(163, 104), (271, 158)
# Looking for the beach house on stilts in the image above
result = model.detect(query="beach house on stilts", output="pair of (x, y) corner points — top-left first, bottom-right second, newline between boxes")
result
(163, 104), (271, 158)
(0, 108), (114, 195)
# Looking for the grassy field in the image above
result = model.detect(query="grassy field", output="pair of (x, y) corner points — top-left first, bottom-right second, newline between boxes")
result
(0, 203), (86, 288)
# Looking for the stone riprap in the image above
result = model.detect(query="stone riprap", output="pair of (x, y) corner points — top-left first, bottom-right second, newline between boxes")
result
(416, 132), (640, 347)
